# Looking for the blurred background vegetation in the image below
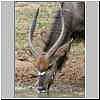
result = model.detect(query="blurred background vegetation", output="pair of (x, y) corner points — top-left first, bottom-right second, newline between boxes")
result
(16, 2), (60, 49)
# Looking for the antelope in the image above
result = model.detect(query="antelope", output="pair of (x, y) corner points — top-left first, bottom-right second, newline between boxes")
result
(28, 2), (84, 93)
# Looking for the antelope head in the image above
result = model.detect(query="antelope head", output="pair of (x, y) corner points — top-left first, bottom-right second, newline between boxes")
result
(28, 3), (72, 93)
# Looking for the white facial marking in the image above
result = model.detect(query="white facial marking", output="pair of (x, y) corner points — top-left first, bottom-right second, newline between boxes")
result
(38, 71), (46, 76)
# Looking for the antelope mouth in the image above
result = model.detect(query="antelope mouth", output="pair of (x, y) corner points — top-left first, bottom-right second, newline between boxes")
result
(37, 87), (47, 93)
(36, 71), (47, 93)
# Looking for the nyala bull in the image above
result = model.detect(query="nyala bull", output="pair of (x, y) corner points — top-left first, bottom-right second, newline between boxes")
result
(28, 2), (85, 93)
